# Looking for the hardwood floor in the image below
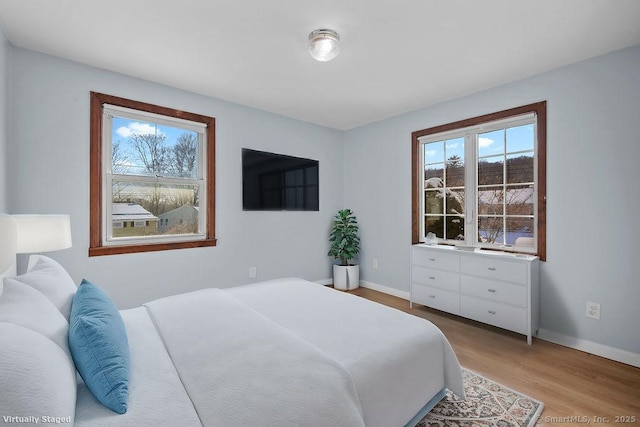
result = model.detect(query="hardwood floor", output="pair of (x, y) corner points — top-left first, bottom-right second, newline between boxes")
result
(349, 287), (640, 426)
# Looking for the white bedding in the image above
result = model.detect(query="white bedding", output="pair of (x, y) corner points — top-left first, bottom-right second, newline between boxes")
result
(145, 287), (365, 427)
(74, 307), (201, 427)
(73, 278), (464, 427)
(226, 278), (465, 427)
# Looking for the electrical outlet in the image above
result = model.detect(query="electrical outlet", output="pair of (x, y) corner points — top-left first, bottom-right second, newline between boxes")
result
(586, 301), (600, 320)
(249, 267), (257, 279)
(372, 259), (378, 269)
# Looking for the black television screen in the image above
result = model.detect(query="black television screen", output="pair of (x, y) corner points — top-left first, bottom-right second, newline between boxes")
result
(242, 148), (319, 211)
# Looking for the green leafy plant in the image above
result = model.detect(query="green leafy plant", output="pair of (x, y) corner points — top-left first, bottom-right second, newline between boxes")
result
(328, 209), (360, 266)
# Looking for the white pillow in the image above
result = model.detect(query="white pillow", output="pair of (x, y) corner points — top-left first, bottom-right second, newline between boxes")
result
(0, 322), (76, 424)
(0, 279), (71, 357)
(13, 254), (77, 321)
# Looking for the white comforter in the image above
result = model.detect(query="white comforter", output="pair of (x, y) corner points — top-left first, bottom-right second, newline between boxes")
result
(144, 287), (365, 427)
(226, 278), (464, 427)
(75, 278), (464, 427)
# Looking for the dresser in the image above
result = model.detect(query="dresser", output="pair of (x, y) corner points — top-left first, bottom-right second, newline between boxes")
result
(410, 244), (539, 344)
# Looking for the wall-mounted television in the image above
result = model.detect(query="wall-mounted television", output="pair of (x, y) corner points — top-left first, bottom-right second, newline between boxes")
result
(242, 148), (319, 211)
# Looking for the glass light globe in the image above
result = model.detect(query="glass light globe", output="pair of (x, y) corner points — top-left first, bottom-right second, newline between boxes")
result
(308, 29), (340, 62)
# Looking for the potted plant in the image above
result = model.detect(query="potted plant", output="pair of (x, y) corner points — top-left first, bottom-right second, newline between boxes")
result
(328, 209), (360, 290)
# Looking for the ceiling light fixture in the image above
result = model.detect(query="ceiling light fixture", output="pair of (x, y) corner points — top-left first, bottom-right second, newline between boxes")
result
(308, 29), (340, 62)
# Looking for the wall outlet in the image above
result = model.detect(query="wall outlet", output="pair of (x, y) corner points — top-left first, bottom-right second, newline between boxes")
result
(586, 301), (601, 320)
(249, 267), (257, 279)
(372, 259), (378, 269)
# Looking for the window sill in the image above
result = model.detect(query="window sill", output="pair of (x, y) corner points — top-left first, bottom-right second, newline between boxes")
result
(89, 238), (217, 256)
(414, 242), (539, 260)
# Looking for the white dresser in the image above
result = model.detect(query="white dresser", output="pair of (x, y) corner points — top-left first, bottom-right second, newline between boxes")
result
(411, 244), (540, 344)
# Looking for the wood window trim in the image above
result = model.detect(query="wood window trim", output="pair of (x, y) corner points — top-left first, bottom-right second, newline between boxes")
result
(411, 101), (547, 261)
(89, 92), (216, 256)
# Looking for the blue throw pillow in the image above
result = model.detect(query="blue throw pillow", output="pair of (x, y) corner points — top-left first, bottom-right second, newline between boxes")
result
(69, 279), (130, 414)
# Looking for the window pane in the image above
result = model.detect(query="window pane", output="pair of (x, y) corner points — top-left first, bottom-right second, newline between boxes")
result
(445, 137), (464, 160)
(478, 216), (504, 244)
(425, 163), (444, 185)
(505, 185), (535, 215)
(506, 217), (534, 246)
(446, 158), (464, 187)
(112, 116), (199, 179)
(445, 137), (465, 186)
(425, 190), (444, 214)
(446, 188), (465, 215)
(506, 153), (534, 184)
(478, 129), (504, 157)
(478, 188), (504, 215)
(425, 216), (444, 239)
(445, 216), (465, 241)
(425, 141), (444, 164)
(478, 156), (504, 185)
(111, 180), (200, 238)
(506, 124), (534, 153)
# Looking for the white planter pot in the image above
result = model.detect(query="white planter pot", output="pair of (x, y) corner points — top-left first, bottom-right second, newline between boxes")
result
(333, 265), (359, 291)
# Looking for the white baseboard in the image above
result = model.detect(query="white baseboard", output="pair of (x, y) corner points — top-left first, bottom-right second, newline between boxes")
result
(537, 329), (640, 368)
(359, 280), (410, 300)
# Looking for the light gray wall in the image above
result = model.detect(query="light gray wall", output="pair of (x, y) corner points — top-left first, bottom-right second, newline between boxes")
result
(7, 48), (344, 308)
(344, 44), (640, 355)
(0, 25), (8, 213)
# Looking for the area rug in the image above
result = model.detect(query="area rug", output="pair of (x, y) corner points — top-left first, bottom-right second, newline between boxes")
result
(417, 368), (544, 427)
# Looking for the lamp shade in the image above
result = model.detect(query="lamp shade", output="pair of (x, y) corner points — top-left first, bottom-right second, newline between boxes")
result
(308, 29), (340, 62)
(0, 214), (17, 273)
(13, 214), (72, 253)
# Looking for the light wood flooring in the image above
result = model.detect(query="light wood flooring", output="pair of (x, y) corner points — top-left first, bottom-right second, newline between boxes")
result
(348, 287), (640, 426)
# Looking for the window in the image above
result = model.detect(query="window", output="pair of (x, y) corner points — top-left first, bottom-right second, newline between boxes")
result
(412, 102), (546, 260)
(90, 92), (216, 256)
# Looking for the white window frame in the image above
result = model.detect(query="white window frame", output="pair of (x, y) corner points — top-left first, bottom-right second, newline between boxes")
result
(418, 113), (538, 254)
(101, 104), (208, 247)
(412, 102), (547, 260)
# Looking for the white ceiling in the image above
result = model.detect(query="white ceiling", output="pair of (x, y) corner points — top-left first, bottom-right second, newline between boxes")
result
(1, 1), (639, 130)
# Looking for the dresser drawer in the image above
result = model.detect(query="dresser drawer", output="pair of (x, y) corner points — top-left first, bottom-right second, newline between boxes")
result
(460, 256), (527, 284)
(461, 275), (527, 307)
(460, 296), (527, 334)
(412, 249), (460, 272)
(412, 266), (460, 292)
(412, 284), (460, 314)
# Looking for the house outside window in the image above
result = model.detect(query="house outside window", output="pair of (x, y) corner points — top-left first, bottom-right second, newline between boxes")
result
(90, 92), (216, 256)
(412, 102), (546, 260)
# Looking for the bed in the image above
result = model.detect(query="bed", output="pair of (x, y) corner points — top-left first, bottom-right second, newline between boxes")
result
(0, 214), (464, 427)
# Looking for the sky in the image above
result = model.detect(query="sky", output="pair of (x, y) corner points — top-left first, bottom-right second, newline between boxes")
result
(112, 116), (198, 176)
(424, 123), (534, 166)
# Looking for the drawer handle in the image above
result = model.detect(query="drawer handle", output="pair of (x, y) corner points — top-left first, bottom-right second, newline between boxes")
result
(488, 289), (496, 293)
(488, 310), (496, 315)
(429, 258), (436, 262)
(429, 295), (436, 299)
(428, 276), (436, 280)
(488, 267), (496, 271)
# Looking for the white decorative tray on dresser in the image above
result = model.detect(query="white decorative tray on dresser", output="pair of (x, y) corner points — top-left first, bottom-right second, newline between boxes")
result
(411, 244), (540, 344)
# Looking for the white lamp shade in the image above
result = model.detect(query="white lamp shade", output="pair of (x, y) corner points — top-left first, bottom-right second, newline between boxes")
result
(0, 214), (17, 273)
(13, 215), (72, 253)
